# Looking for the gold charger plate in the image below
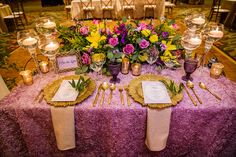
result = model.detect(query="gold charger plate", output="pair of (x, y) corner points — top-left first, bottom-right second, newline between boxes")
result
(128, 74), (183, 109)
(43, 75), (96, 107)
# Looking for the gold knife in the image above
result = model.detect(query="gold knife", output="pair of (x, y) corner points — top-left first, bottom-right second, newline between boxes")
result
(34, 89), (43, 102)
(183, 84), (197, 106)
(93, 83), (103, 107)
(124, 86), (131, 106)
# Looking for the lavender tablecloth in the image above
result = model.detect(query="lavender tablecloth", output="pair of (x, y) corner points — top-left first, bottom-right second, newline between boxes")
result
(0, 65), (236, 157)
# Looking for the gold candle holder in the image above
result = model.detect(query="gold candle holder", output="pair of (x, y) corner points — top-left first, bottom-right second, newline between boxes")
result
(121, 58), (130, 74)
(131, 63), (142, 76)
(39, 61), (49, 74)
(210, 63), (224, 79)
(19, 70), (33, 85)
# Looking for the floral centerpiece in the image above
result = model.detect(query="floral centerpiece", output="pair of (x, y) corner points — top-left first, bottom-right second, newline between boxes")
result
(57, 18), (183, 74)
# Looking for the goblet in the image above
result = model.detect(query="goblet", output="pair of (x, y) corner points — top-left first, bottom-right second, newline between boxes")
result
(201, 22), (224, 68)
(36, 17), (57, 37)
(38, 38), (59, 73)
(182, 58), (198, 81)
(17, 29), (41, 74)
(146, 45), (159, 65)
(184, 12), (206, 32)
(181, 30), (202, 59)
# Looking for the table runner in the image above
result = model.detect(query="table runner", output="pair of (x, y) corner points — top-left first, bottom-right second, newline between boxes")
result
(0, 65), (236, 156)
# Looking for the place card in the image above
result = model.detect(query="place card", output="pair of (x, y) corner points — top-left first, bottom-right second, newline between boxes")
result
(51, 80), (79, 102)
(141, 81), (171, 104)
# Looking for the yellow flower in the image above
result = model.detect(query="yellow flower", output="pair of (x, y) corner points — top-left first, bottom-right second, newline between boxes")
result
(86, 31), (106, 48)
(149, 35), (158, 43)
(160, 40), (177, 62)
(141, 29), (151, 37)
(92, 53), (106, 62)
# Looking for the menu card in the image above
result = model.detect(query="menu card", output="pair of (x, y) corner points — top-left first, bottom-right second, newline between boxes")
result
(51, 80), (79, 102)
(141, 81), (172, 104)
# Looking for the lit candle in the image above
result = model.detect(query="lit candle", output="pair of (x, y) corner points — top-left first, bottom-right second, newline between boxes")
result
(192, 17), (205, 25)
(121, 58), (130, 74)
(19, 70), (33, 85)
(43, 20), (56, 29)
(189, 37), (202, 46)
(22, 37), (37, 46)
(210, 63), (224, 79)
(45, 42), (59, 51)
(209, 27), (223, 38)
(131, 63), (141, 76)
(39, 61), (49, 73)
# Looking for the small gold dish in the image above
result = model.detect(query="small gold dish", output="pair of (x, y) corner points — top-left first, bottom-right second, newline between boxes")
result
(128, 74), (183, 109)
(43, 75), (96, 107)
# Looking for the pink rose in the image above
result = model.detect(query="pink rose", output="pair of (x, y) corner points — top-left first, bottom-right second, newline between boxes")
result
(80, 26), (89, 36)
(123, 44), (134, 55)
(108, 37), (119, 47)
(93, 20), (100, 25)
(81, 53), (91, 65)
(139, 39), (150, 49)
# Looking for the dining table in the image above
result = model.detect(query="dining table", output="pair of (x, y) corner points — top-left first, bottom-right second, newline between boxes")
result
(0, 63), (236, 156)
(0, 4), (12, 33)
(71, 0), (165, 19)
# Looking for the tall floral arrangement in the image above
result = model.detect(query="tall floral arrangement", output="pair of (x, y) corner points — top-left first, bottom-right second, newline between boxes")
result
(57, 18), (183, 73)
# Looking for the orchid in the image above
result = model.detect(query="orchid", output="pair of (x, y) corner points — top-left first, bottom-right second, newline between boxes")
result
(86, 31), (106, 48)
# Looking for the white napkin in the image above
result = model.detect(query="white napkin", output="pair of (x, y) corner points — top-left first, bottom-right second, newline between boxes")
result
(51, 106), (76, 150)
(51, 80), (79, 102)
(142, 81), (171, 104)
(145, 107), (172, 151)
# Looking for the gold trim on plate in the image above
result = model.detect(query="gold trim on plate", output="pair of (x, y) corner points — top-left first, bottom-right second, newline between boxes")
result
(43, 75), (96, 107)
(128, 74), (183, 109)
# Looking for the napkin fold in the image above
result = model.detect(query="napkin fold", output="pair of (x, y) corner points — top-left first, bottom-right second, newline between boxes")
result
(50, 106), (76, 150)
(145, 107), (172, 151)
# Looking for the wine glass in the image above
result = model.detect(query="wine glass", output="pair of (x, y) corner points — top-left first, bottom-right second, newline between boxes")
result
(38, 37), (59, 73)
(147, 45), (159, 65)
(17, 29), (41, 74)
(184, 12), (206, 32)
(201, 22), (224, 68)
(182, 58), (198, 81)
(36, 17), (57, 37)
(181, 30), (202, 59)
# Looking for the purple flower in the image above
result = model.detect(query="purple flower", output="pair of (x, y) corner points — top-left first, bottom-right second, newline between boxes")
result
(139, 39), (150, 49)
(123, 44), (134, 55)
(81, 53), (91, 65)
(80, 26), (89, 36)
(139, 22), (147, 30)
(162, 32), (169, 39)
(109, 37), (118, 47)
(161, 44), (167, 51)
(87, 47), (93, 53)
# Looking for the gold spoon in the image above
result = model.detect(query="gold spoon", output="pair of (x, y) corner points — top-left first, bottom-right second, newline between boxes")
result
(118, 86), (124, 106)
(187, 81), (202, 104)
(108, 83), (116, 105)
(199, 82), (221, 101)
(100, 82), (109, 106)
(124, 85), (131, 106)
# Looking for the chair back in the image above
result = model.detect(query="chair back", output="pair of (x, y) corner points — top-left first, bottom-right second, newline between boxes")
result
(64, 0), (72, 6)
(80, 0), (93, 9)
(5, 0), (22, 13)
(212, 0), (222, 11)
(145, 0), (156, 5)
(123, 0), (135, 6)
(100, 0), (113, 8)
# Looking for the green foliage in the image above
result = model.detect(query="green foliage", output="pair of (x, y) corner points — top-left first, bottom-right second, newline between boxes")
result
(69, 76), (91, 93)
(160, 80), (184, 95)
(75, 65), (89, 74)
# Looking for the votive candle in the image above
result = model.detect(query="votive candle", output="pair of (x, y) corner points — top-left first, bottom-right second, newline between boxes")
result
(39, 61), (49, 73)
(131, 63), (141, 76)
(121, 58), (130, 74)
(210, 63), (224, 79)
(19, 70), (33, 85)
